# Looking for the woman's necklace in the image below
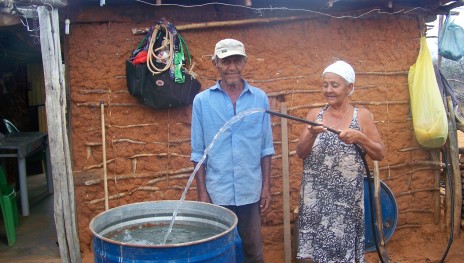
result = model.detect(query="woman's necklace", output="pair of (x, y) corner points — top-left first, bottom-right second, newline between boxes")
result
(325, 105), (351, 129)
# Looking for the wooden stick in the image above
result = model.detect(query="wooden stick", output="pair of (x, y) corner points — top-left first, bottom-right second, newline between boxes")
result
(379, 160), (443, 170)
(77, 102), (140, 108)
(112, 138), (147, 145)
(138, 186), (161, 191)
(397, 147), (427, 152)
(90, 192), (127, 205)
(84, 142), (102, 146)
(395, 188), (438, 197)
(101, 101), (109, 211)
(400, 208), (433, 214)
(266, 85), (379, 96)
(443, 95), (452, 232)
(430, 149), (441, 225)
(267, 89), (321, 96)
(84, 167), (195, 185)
(132, 16), (317, 35)
(78, 89), (109, 94)
(83, 159), (115, 170)
(444, 145), (452, 232)
(83, 151), (192, 170)
(352, 100), (410, 106)
(356, 71), (408, 75)
(382, 167), (441, 181)
(249, 76), (312, 84)
(446, 96), (462, 237)
(287, 101), (409, 112)
(280, 104), (292, 263)
(395, 224), (422, 230)
(111, 123), (160, 128)
(374, 161), (391, 262)
(147, 173), (192, 184)
(437, 15), (444, 67)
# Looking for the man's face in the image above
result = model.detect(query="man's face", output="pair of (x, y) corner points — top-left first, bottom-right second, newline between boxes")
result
(214, 55), (246, 85)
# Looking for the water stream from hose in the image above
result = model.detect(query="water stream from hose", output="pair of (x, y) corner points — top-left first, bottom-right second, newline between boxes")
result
(162, 108), (266, 244)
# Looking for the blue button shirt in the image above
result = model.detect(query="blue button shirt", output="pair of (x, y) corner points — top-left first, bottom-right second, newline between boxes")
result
(191, 80), (275, 206)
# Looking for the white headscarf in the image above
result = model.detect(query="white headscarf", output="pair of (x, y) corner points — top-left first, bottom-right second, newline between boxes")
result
(322, 60), (355, 95)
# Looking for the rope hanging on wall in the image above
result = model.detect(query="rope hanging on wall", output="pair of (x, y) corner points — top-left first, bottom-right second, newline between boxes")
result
(147, 24), (174, 75)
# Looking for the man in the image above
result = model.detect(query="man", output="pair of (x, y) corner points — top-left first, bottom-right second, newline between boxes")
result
(190, 38), (274, 263)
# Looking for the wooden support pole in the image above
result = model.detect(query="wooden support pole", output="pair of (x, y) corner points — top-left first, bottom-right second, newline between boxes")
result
(437, 15), (444, 67)
(38, 6), (81, 262)
(18, 0), (67, 7)
(281, 104), (292, 263)
(446, 96), (462, 237)
(444, 146), (451, 231)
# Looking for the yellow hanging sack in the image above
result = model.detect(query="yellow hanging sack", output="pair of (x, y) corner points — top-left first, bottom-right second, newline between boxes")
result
(408, 36), (448, 148)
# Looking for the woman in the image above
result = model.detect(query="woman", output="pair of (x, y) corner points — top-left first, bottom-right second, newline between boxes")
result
(295, 61), (385, 263)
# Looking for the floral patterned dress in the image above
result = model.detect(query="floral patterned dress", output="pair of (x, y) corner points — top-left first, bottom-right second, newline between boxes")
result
(296, 106), (365, 263)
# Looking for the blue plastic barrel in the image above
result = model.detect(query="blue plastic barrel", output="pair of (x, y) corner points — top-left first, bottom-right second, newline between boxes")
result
(90, 200), (243, 263)
(363, 177), (398, 252)
(234, 227), (244, 263)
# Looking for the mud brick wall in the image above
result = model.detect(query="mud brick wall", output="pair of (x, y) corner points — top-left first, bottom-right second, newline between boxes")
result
(65, 4), (438, 261)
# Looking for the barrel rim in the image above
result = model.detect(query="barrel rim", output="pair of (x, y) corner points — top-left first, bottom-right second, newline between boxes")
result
(89, 200), (238, 248)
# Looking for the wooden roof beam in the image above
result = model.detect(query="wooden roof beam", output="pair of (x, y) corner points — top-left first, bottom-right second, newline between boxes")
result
(154, 0), (251, 7)
(12, 0), (67, 8)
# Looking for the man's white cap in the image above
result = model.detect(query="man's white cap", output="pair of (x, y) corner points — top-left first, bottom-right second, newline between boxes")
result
(212, 39), (247, 60)
(322, 60), (355, 84)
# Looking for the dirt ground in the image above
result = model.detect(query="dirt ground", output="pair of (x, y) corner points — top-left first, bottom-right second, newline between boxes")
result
(362, 227), (464, 263)
(260, 224), (464, 263)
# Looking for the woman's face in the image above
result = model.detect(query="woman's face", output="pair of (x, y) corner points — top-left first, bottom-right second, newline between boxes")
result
(322, 72), (353, 105)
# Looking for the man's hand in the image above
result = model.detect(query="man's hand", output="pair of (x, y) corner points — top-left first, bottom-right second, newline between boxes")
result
(198, 191), (212, 203)
(194, 163), (212, 203)
(260, 188), (271, 213)
(260, 155), (272, 213)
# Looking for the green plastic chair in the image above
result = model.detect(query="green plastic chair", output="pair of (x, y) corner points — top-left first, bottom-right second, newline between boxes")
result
(0, 166), (19, 246)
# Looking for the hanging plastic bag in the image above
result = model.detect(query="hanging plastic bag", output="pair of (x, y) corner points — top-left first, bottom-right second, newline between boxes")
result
(408, 36), (448, 148)
(438, 13), (464, 61)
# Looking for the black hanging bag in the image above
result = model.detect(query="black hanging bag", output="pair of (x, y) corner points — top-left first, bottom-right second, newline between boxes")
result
(126, 18), (201, 109)
(126, 61), (200, 109)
